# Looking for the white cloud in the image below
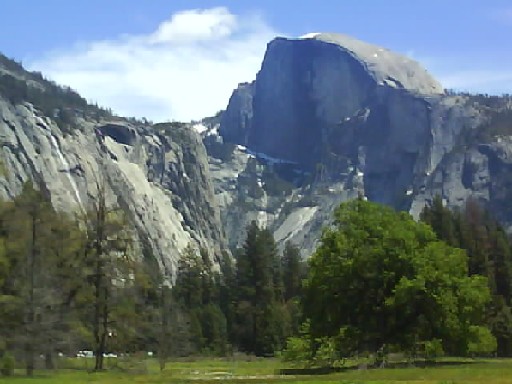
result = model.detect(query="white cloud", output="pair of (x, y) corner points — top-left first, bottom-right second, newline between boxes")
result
(28, 7), (278, 122)
(149, 8), (237, 44)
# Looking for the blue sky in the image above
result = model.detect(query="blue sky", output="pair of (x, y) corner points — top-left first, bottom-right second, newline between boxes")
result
(1, 1), (511, 121)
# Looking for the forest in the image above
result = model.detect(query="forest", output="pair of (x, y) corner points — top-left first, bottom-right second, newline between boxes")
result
(1, 182), (511, 378)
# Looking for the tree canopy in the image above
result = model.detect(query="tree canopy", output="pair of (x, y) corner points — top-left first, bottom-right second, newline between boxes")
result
(304, 199), (494, 358)
(421, 196), (512, 356)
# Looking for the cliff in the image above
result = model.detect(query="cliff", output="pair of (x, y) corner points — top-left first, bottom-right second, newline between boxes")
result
(0, 56), (226, 279)
(216, 34), (511, 253)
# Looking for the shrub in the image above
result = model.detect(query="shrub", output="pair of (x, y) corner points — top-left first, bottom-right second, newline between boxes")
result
(424, 339), (445, 362)
(0, 353), (15, 376)
(468, 326), (497, 357)
(282, 335), (312, 367)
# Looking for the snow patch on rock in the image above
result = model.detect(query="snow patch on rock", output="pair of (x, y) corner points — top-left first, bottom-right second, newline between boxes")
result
(300, 32), (321, 39)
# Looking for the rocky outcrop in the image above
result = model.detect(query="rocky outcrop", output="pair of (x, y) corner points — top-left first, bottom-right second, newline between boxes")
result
(215, 33), (511, 254)
(0, 97), (226, 280)
(1, 33), (511, 264)
(410, 136), (512, 225)
(219, 83), (253, 145)
(220, 34), (443, 169)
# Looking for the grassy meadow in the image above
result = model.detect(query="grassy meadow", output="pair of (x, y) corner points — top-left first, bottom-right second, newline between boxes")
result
(1, 357), (512, 384)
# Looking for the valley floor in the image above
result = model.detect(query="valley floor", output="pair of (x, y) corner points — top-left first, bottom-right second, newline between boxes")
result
(2, 357), (512, 384)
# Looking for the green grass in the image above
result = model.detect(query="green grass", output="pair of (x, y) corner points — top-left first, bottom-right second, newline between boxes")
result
(1, 358), (512, 383)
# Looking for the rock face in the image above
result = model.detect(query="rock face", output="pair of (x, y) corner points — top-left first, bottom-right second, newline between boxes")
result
(2, 33), (512, 265)
(220, 34), (443, 169)
(220, 82), (253, 145)
(0, 73), (226, 279)
(215, 33), (511, 254)
(411, 136), (512, 225)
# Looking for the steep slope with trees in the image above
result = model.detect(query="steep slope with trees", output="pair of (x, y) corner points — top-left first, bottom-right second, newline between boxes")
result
(0, 56), (226, 281)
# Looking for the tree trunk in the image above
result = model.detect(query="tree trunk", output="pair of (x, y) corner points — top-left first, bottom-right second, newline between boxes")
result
(26, 213), (37, 376)
(93, 260), (102, 371)
(44, 351), (54, 370)
(94, 349), (103, 371)
(98, 288), (109, 371)
(159, 286), (169, 371)
(25, 342), (34, 376)
(93, 262), (105, 371)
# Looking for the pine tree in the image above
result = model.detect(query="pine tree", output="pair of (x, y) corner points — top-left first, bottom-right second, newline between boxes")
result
(282, 241), (302, 302)
(0, 201), (15, 358)
(421, 197), (512, 356)
(3, 183), (59, 375)
(81, 182), (134, 371)
(281, 241), (304, 336)
(0, 183), (86, 374)
(420, 195), (458, 246)
(233, 221), (288, 355)
(173, 244), (228, 354)
(218, 251), (236, 348)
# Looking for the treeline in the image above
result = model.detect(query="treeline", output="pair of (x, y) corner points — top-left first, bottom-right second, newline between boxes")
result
(0, 182), (307, 376)
(0, 182), (152, 375)
(0, 54), (113, 132)
(167, 221), (306, 357)
(0, 54), (157, 131)
(280, 197), (512, 369)
(444, 89), (512, 108)
(421, 196), (512, 356)
(164, 196), (512, 367)
(0, 72), (112, 132)
(1, 182), (512, 376)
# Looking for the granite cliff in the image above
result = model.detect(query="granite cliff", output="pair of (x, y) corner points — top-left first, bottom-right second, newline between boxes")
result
(215, 33), (511, 253)
(0, 56), (226, 279)
(1, 32), (511, 265)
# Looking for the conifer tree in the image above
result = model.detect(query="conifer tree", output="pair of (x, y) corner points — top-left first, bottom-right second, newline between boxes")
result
(80, 181), (134, 371)
(233, 221), (288, 355)
(282, 241), (302, 302)
(421, 197), (512, 356)
(0, 183), (85, 374)
(3, 183), (61, 375)
(173, 244), (228, 354)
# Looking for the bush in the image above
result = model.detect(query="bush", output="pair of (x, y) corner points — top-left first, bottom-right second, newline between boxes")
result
(282, 322), (348, 369)
(282, 321), (312, 366)
(468, 326), (497, 356)
(1, 353), (15, 376)
(423, 339), (445, 362)
(282, 336), (312, 367)
(313, 336), (341, 368)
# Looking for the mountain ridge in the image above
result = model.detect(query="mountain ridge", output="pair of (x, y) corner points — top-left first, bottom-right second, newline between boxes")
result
(215, 33), (512, 253)
(286, 33), (444, 94)
(1, 33), (512, 267)
(0, 62), (227, 279)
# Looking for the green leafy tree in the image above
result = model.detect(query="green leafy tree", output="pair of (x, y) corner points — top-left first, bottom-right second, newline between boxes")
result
(305, 199), (493, 360)
(421, 197), (512, 355)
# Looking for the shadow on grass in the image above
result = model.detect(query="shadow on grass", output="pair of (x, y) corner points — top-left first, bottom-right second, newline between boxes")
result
(278, 359), (479, 376)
